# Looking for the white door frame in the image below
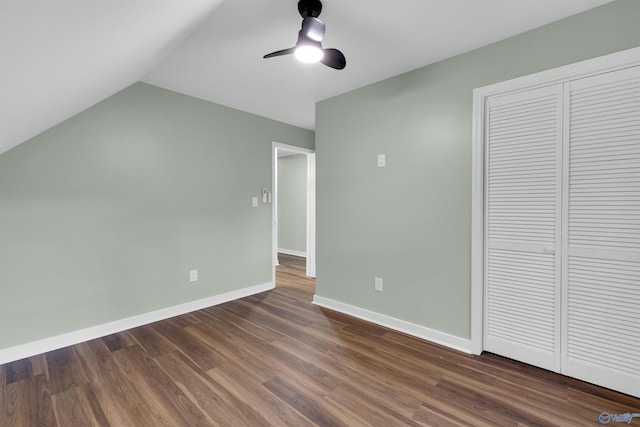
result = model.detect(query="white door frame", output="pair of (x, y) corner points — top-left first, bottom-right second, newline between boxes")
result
(470, 47), (640, 355)
(272, 142), (316, 282)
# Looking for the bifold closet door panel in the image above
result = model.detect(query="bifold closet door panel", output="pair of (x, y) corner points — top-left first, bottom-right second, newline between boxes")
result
(563, 65), (640, 397)
(484, 84), (563, 372)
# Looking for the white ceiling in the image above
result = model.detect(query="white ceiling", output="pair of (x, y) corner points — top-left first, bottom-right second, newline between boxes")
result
(1, 0), (614, 155)
(0, 0), (225, 155)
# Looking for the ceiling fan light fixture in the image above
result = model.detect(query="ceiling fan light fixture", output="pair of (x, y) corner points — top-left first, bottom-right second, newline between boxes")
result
(295, 45), (324, 63)
(263, 0), (345, 70)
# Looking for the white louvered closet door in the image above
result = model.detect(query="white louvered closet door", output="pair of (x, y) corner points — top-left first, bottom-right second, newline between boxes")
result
(562, 66), (640, 397)
(484, 84), (563, 372)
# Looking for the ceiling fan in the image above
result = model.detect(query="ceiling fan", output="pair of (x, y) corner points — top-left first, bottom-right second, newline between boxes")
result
(263, 0), (346, 70)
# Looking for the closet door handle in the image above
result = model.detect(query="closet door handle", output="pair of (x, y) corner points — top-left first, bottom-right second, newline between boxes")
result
(543, 247), (556, 255)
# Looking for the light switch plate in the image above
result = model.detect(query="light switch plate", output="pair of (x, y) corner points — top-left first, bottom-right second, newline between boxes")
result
(374, 277), (383, 291)
(252, 197), (259, 207)
(377, 154), (386, 167)
(190, 269), (198, 282)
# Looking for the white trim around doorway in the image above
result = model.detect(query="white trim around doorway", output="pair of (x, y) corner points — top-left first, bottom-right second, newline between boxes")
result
(272, 142), (316, 283)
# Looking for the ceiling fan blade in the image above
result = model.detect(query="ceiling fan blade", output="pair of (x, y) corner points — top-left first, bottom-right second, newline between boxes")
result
(263, 47), (296, 59)
(321, 48), (346, 70)
(301, 17), (325, 42)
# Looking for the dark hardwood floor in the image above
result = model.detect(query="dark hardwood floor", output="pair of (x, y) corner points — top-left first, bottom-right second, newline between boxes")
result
(2, 253), (639, 426)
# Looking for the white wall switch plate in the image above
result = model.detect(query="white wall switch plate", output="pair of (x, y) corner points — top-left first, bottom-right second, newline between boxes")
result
(190, 269), (198, 282)
(377, 154), (386, 167)
(252, 197), (258, 207)
(374, 277), (383, 291)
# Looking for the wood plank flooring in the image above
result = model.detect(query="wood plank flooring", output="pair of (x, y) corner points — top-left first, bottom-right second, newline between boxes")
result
(2, 253), (639, 426)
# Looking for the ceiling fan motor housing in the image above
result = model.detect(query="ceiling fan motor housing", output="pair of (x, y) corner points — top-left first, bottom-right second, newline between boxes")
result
(298, 0), (322, 18)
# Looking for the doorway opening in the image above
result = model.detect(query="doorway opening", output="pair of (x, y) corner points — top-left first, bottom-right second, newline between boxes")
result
(272, 142), (316, 285)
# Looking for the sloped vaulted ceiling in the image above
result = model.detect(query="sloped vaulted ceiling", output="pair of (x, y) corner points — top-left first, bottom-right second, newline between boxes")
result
(0, 0), (615, 156)
(0, 0), (225, 155)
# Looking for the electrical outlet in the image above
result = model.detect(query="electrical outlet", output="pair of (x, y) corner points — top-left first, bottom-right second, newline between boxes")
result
(374, 277), (383, 291)
(252, 197), (259, 207)
(377, 154), (386, 168)
(190, 269), (198, 282)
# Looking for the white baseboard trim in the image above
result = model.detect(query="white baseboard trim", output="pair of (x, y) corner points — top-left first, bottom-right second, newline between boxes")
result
(312, 295), (473, 354)
(0, 281), (274, 364)
(278, 248), (307, 258)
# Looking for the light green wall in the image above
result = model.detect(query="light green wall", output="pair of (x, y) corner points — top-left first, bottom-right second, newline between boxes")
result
(278, 154), (307, 254)
(315, 0), (640, 339)
(0, 82), (314, 350)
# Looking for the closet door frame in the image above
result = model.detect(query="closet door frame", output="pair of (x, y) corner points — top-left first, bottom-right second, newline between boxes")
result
(470, 47), (640, 355)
